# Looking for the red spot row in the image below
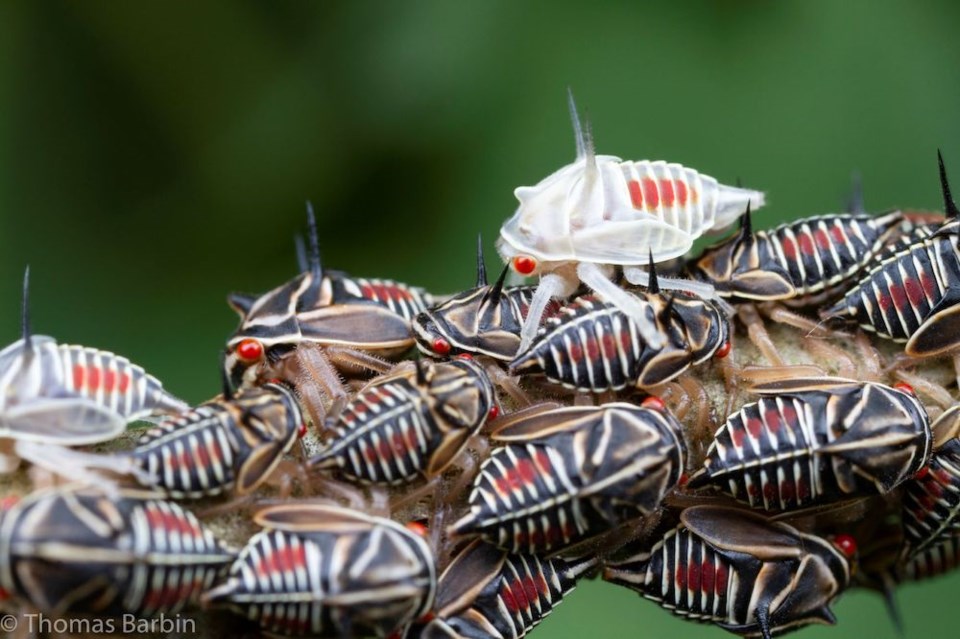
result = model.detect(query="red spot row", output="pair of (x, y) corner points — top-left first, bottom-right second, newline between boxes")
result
(627, 178), (692, 211)
(72, 364), (131, 394)
(360, 283), (413, 303)
(255, 543), (308, 578)
(814, 228), (832, 250)
(797, 232), (816, 256)
(502, 574), (548, 614)
(494, 457), (540, 496)
(781, 237), (798, 260)
(145, 506), (203, 539)
(143, 578), (202, 612)
(830, 225), (847, 245)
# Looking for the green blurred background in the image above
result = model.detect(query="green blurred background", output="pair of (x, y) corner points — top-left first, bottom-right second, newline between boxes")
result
(2, 1), (960, 637)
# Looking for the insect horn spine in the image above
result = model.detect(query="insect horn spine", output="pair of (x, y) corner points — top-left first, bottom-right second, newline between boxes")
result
(294, 233), (308, 273)
(736, 202), (753, 246)
(647, 250), (660, 295)
(847, 171), (865, 214)
(476, 234), (488, 287)
(21, 265), (33, 358)
(304, 201), (323, 281)
(481, 263), (510, 308)
(938, 150), (959, 221)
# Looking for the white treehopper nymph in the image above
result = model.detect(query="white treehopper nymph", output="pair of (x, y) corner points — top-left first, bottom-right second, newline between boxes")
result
(497, 92), (766, 350)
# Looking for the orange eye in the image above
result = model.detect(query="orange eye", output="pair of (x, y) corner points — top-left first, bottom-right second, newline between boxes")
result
(512, 255), (538, 276)
(715, 341), (731, 359)
(893, 381), (915, 395)
(432, 338), (452, 355)
(641, 396), (666, 412)
(236, 338), (264, 363)
(833, 534), (858, 558)
(405, 521), (429, 537)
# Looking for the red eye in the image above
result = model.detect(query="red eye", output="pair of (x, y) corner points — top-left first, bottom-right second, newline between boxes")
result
(456, 353), (474, 360)
(641, 396), (666, 412)
(0, 496), (19, 511)
(833, 534), (858, 558)
(405, 521), (429, 537)
(297, 422), (308, 439)
(488, 405), (500, 420)
(893, 381), (915, 395)
(678, 472), (689, 487)
(236, 338), (264, 363)
(432, 338), (452, 355)
(715, 341), (731, 359)
(512, 255), (538, 275)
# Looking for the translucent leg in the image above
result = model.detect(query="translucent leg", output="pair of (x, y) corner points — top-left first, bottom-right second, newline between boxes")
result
(518, 271), (571, 352)
(622, 266), (717, 299)
(578, 262), (664, 349)
(737, 305), (785, 367)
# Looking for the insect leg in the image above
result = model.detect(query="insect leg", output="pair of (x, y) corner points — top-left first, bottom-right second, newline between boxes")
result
(324, 345), (393, 375)
(622, 266), (718, 299)
(577, 262), (666, 348)
(737, 305), (786, 366)
(892, 369), (954, 409)
(483, 361), (532, 407)
(518, 271), (573, 351)
(293, 344), (348, 429)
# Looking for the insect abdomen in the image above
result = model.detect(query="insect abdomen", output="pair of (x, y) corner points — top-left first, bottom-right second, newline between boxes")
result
(902, 439), (960, 557)
(338, 277), (434, 321)
(605, 527), (735, 625)
(131, 407), (238, 498)
(760, 213), (899, 297)
(512, 296), (649, 392)
(698, 396), (822, 511)
(313, 381), (434, 484)
(823, 236), (956, 341)
(58, 344), (184, 418)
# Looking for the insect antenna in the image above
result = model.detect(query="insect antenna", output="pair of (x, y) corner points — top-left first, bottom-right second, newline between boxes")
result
(21, 265), (33, 359)
(476, 234), (488, 287)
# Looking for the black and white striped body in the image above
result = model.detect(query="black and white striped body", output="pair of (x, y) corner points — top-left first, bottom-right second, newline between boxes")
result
(129, 383), (302, 498)
(902, 439), (960, 559)
(205, 505), (436, 638)
(821, 226), (960, 346)
(450, 403), (685, 554)
(604, 507), (852, 639)
(689, 380), (932, 511)
(0, 336), (187, 445)
(414, 283), (560, 361)
(414, 540), (594, 639)
(510, 292), (727, 392)
(0, 487), (233, 617)
(690, 212), (903, 306)
(311, 359), (494, 485)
